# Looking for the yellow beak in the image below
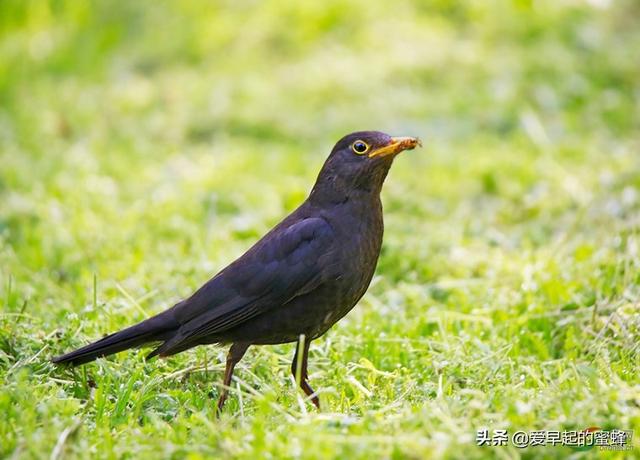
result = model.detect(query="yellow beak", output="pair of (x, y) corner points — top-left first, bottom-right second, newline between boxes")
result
(368, 136), (422, 158)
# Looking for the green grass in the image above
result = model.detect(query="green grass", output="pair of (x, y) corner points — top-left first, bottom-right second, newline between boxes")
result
(1, 1), (639, 459)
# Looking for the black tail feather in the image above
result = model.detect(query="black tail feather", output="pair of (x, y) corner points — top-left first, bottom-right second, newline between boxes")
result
(52, 310), (177, 366)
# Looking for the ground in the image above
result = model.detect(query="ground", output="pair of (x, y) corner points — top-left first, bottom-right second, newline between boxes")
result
(1, 1), (639, 459)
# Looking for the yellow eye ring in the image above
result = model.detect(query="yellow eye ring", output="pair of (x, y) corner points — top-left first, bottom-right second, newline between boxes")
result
(351, 140), (369, 155)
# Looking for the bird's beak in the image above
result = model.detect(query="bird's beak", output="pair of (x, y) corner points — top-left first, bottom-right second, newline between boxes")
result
(368, 136), (422, 158)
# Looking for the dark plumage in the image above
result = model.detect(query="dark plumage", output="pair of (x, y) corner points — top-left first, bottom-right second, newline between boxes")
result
(53, 131), (421, 411)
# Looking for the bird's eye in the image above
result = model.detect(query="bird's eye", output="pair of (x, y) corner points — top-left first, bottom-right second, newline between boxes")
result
(352, 140), (369, 155)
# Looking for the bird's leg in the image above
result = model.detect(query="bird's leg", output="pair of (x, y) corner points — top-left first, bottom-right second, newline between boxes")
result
(216, 342), (249, 414)
(291, 335), (320, 409)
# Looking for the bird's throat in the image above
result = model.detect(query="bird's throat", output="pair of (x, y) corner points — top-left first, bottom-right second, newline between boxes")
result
(309, 162), (392, 206)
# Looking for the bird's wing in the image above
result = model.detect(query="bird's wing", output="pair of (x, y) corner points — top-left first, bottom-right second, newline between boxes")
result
(152, 216), (336, 356)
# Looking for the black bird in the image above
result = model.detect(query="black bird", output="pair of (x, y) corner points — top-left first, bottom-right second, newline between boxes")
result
(53, 131), (420, 411)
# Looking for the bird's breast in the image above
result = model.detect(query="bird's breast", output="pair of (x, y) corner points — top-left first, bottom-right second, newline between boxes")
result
(321, 198), (384, 305)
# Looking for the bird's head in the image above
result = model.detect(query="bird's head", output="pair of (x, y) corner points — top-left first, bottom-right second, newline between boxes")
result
(310, 131), (421, 203)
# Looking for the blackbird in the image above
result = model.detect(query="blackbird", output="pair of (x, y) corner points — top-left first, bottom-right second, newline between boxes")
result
(53, 131), (421, 411)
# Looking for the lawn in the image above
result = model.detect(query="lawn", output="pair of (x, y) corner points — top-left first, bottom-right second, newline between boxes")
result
(1, 1), (639, 459)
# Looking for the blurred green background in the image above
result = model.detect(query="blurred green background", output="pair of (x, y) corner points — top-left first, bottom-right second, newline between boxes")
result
(1, 1), (639, 459)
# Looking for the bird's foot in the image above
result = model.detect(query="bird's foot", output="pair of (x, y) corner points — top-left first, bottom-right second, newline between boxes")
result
(310, 393), (320, 410)
(215, 391), (228, 417)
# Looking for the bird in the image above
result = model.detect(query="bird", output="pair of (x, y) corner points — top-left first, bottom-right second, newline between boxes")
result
(53, 131), (421, 412)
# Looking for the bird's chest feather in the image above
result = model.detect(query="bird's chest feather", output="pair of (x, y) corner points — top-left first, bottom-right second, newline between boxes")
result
(317, 199), (384, 314)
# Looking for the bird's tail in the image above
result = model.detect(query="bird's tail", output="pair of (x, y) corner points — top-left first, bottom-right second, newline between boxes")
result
(52, 309), (178, 366)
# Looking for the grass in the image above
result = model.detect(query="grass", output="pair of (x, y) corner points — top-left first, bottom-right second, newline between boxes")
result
(1, 0), (639, 458)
